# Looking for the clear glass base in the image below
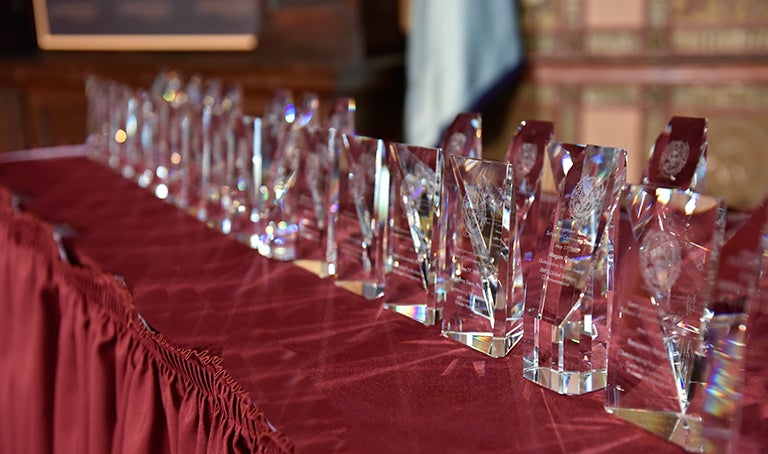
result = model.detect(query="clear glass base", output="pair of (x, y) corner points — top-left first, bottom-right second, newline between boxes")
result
(604, 406), (702, 452)
(293, 259), (331, 278)
(257, 241), (296, 261)
(523, 357), (606, 395)
(442, 330), (522, 358)
(335, 280), (385, 300)
(255, 222), (297, 261)
(382, 303), (441, 326)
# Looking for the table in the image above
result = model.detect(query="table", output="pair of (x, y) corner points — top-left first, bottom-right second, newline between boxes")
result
(0, 146), (765, 453)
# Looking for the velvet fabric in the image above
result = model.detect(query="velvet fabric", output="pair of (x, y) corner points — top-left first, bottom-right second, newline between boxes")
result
(0, 147), (765, 453)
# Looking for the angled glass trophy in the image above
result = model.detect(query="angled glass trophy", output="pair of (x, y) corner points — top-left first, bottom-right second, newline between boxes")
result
(197, 78), (227, 224)
(326, 97), (356, 135)
(383, 143), (444, 325)
(333, 134), (389, 299)
(152, 71), (186, 203)
(643, 116), (707, 191)
(440, 156), (522, 357)
(430, 113), (483, 311)
(85, 75), (111, 161)
(522, 143), (626, 395)
(504, 120), (553, 267)
(699, 197), (768, 452)
(136, 91), (159, 190)
(221, 114), (260, 245)
(254, 93), (320, 261)
(292, 124), (343, 276)
(174, 75), (205, 212)
(605, 186), (726, 451)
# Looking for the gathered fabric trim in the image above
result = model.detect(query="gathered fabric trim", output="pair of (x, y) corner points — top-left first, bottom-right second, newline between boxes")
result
(0, 186), (295, 453)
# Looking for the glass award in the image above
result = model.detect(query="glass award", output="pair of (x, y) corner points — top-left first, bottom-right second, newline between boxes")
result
(222, 114), (260, 245)
(523, 143), (627, 395)
(383, 143), (443, 325)
(326, 97), (356, 135)
(255, 93), (325, 261)
(293, 125), (342, 276)
(440, 155), (522, 357)
(170, 75), (205, 211)
(643, 116), (708, 191)
(605, 186), (726, 451)
(432, 113), (482, 306)
(85, 75), (111, 161)
(136, 91), (159, 189)
(699, 198), (768, 452)
(151, 71), (186, 203)
(246, 91), (295, 256)
(504, 120), (553, 267)
(197, 80), (243, 229)
(333, 134), (388, 299)
(106, 82), (131, 171)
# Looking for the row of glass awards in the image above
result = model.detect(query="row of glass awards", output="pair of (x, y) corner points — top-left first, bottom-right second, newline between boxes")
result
(86, 72), (764, 453)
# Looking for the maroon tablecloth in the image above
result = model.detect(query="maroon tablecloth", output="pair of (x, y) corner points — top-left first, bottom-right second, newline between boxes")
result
(0, 146), (765, 453)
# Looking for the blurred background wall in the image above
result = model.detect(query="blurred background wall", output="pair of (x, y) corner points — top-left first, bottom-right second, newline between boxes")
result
(0, 0), (766, 207)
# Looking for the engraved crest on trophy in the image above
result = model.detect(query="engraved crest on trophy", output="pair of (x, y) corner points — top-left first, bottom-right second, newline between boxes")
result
(513, 142), (538, 179)
(659, 140), (690, 179)
(640, 231), (682, 296)
(446, 132), (468, 156)
(462, 184), (487, 235)
(349, 152), (375, 202)
(569, 176), (607, 223)
(643, 116), (707, 190)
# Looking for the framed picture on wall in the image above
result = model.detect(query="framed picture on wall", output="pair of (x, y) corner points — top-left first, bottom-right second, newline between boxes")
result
(32, 0), (260, 51)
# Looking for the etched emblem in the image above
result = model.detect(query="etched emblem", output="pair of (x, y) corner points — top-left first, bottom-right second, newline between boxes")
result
(659, 140), (689, 178)
(640, 230), (682, 296)
(463, 185), (487, 233)
(513, 142), (538, 178)
(446, 132), (467, 156)
(350, 153), (375, 199)
(569, 176), (606, 222)
(400, 161), (435, 215)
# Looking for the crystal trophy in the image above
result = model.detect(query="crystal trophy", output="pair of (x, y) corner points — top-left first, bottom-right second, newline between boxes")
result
(222, 114), (260, 245)
(643, 116), (707, 191)
(326, 97), (356, 135)
(171, 75), (205, 211)
(522, 144), (627, 395)
(85, 75), (110, 161)
(292, 125), (343, 276)
(383, 143), (443, 325)
(151, 71), (185, 203)
(246, 91), (295, 255)
(430, 113), (483, 309)
(106, 82), (130, 171)
(136, 91), (159, 189)
(605, 186), (726, 451)
(699, 198), (768, 452)
(440, 155), (522, 357)
(255, 93), (325, 261)
(504, 120), (553, 267)
(333, 134), (389, 299)
(198, 79), (243, 229)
